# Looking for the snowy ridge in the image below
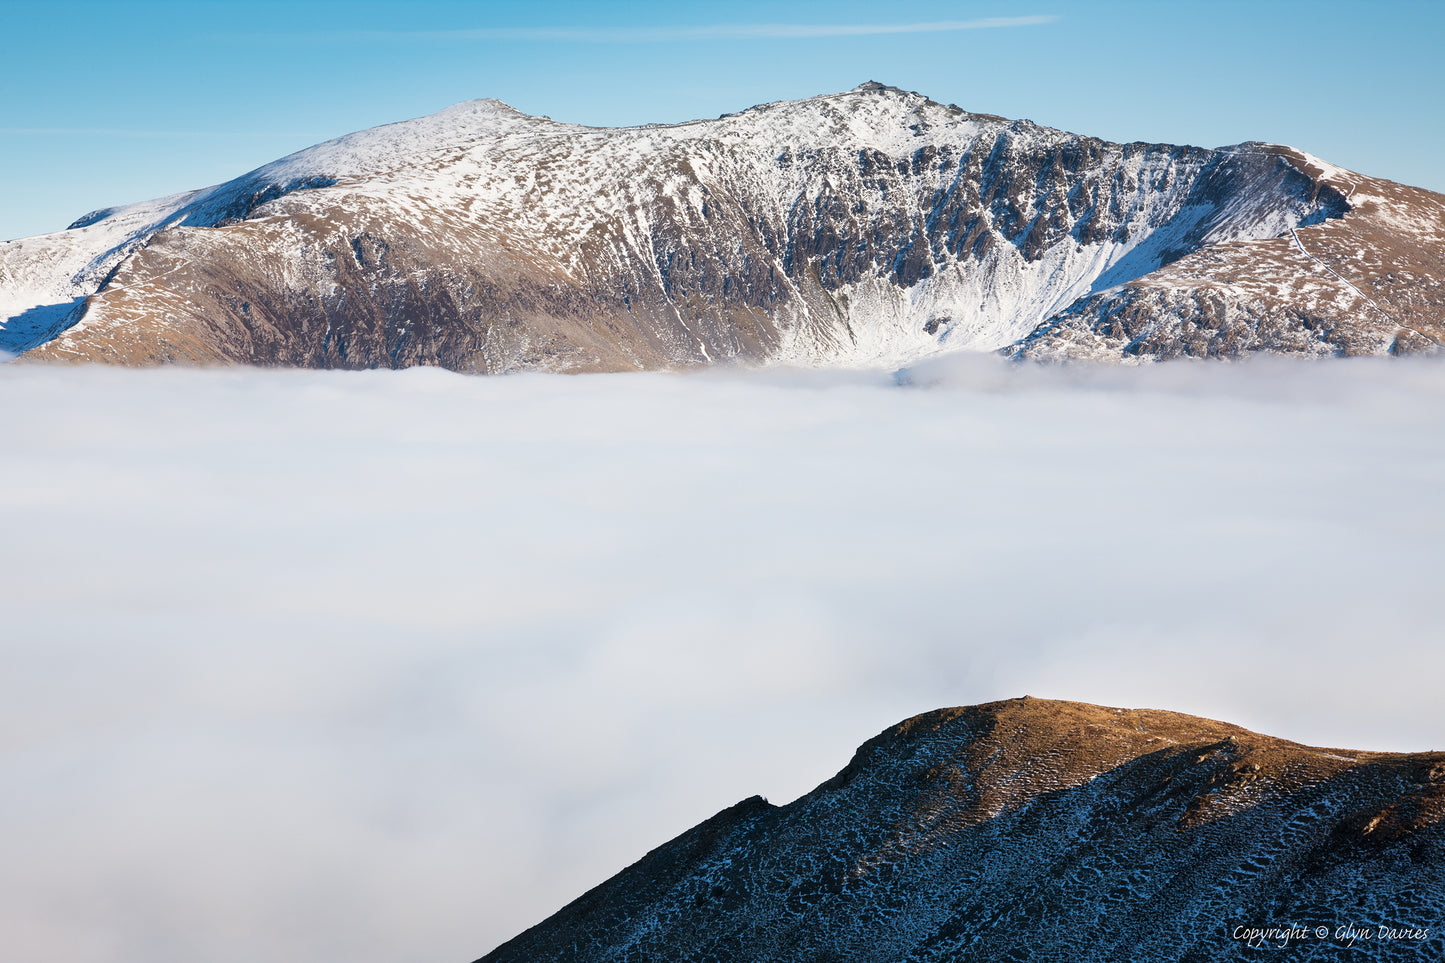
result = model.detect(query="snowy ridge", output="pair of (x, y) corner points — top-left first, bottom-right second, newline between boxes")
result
(1011, 143), (1445, 362)
(0, 99), (543, 354)
(0, 191), (199, 353)
(6, 83), (1430, 368)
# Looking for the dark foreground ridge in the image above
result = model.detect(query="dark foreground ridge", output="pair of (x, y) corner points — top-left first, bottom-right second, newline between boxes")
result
(474, 698), (1444, 962)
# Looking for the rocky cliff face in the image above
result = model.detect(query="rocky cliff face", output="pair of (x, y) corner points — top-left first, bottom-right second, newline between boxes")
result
(3, 83), (1441, 368)
(476, 698), (1445, 962)
(1010, 153), (1445, 361)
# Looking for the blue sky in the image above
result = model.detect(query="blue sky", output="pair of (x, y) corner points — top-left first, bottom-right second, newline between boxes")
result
(3, 0), (1442, 240)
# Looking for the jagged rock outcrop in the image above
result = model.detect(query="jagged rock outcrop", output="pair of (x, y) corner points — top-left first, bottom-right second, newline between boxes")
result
(3, 83), (1441, 368)
(1010, 154), (1445, 360)
(476, 698), (1444, 962)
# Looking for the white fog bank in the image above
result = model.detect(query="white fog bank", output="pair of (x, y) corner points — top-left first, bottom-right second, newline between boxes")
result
(2, 356), (1443, 963)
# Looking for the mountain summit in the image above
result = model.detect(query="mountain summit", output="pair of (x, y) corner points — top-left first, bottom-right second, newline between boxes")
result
(3, 85), (1442, 367)
(476, 698), (1445, 962)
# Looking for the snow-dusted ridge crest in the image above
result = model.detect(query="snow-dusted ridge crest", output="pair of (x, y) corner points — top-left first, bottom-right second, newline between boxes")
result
(4, 83), (1442, 368)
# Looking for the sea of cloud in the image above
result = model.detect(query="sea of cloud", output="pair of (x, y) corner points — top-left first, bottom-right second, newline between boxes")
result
(2, 356), (1442, 962)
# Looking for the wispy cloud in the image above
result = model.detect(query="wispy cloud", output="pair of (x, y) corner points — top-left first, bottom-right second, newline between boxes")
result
(0, 128), (303, 138)
(339, 16), (1057, 44)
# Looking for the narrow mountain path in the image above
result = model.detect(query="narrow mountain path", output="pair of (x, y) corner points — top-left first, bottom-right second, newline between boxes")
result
(1289, 227), (1436, 345)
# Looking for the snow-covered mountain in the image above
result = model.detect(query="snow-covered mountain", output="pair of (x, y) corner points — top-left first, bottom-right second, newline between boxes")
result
(3, 83), (1441, 367)
(476, 698), (1445, 962)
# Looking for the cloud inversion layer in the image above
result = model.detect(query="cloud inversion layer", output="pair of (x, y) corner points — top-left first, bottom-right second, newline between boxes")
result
(2, 357), (1441, 962)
